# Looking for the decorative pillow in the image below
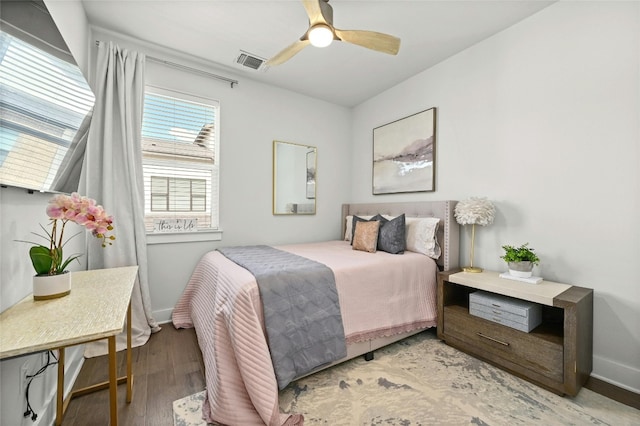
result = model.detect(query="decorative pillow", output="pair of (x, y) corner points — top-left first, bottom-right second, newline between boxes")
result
(372, 214), (406, 254)
(350, 215), (376, 244)
(344, 215), (374, 242)
(405, 217), (441, 259)
(346, 214), (396, 243)
(352, 220), (380, 253)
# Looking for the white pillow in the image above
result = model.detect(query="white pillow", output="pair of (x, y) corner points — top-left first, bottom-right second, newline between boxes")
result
(344, 215), (374, 241)
(405, 217), (441, 259)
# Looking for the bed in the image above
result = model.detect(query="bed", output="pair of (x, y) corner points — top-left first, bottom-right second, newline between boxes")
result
(172, 200), (460, 425)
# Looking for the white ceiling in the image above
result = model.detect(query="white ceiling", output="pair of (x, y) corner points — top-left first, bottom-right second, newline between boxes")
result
(80, 0), (554, 107)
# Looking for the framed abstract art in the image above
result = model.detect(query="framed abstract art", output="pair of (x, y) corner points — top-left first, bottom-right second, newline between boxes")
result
(372, 108), (436, 194)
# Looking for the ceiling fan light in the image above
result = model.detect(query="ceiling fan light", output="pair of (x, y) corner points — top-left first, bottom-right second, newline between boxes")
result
(308, 25), (333, 48)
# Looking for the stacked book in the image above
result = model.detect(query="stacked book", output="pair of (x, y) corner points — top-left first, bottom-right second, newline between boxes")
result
(498, 272), (543, 284)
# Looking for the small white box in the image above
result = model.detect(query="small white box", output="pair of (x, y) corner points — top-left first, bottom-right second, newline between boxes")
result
(469, 291), (542, 332)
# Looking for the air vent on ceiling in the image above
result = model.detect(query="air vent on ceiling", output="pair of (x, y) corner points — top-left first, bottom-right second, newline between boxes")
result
(235, 51), (268, 71)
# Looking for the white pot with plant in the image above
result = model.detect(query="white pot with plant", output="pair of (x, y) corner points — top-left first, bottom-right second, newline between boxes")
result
(500, 243), (540, 278)
(18, 193), (115, 300)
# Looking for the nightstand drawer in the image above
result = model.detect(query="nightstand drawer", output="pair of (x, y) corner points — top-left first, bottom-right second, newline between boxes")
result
(470, 291), (542, 332)
(445, 305), (563, 381)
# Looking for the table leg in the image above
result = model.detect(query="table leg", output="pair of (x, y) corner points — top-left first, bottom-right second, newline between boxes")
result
(108, 335), (118, 426)
(56, 348), (65, 426)
(126, 301), (133, 402)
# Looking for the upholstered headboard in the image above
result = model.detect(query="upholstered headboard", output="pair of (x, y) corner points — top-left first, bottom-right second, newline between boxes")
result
(341, 201), (460, 271)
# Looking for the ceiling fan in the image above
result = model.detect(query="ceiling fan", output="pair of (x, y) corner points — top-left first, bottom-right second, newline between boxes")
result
(266, 0), (401, 66)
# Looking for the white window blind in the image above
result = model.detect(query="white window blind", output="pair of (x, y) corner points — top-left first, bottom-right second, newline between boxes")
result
(141, 88), (219, 232)
(0, 30), (94, 191)
(150, 176), (206, 212)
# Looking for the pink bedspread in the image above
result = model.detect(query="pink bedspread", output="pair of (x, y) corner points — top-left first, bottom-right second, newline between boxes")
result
(172, 240), (438, 425)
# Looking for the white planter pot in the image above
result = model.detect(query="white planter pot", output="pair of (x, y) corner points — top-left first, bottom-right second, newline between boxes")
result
(33, 271), (71, 300)
(508, 261), (534, 278)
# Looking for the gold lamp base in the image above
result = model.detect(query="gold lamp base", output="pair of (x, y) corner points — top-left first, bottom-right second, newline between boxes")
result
(463, 223), (484, 274)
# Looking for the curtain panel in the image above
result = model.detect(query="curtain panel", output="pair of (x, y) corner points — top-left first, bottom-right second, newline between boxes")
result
(81, 41), (160, 357)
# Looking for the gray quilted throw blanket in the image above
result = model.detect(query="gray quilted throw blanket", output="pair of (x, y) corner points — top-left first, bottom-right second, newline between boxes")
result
(217, 245), (347, 389)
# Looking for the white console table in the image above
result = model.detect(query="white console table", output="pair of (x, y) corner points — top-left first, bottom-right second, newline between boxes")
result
(0, 266), (138, 425)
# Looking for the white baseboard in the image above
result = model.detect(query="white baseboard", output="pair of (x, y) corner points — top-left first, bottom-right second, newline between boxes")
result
(153, 307), (174, 325)
(593, 354), (640, 394)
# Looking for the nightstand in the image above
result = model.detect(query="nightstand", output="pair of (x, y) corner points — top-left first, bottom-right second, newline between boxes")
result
(437, 269), (593, 396)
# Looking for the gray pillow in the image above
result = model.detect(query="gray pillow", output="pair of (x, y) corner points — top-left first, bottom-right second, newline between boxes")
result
(372, 214), (406, 254)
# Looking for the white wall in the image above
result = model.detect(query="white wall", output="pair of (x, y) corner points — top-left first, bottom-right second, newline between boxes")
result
(89, 28), (352, 323)
(351, 1), (640, 393)
(44, 0), (91, 75)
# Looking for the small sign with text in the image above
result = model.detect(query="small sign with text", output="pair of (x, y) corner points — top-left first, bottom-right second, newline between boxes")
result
(153, 218), (198, 233)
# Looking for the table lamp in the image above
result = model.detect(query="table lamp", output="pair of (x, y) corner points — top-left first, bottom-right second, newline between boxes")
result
(454, 197), (496, 273)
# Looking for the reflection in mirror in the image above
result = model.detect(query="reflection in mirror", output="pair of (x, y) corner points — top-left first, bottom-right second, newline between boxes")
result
(306, 149), (316, 199)
(0, 1), (95, 193)
(273, 141), (317, 215)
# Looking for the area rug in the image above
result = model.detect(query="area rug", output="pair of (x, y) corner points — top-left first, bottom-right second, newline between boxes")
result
(174, 329), (639, 425)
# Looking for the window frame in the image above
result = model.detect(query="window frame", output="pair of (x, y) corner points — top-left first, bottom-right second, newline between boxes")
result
(141, 85), (221, 243)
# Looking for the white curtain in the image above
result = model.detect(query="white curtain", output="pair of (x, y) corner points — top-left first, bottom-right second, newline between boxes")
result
(80, 41), (160, 357)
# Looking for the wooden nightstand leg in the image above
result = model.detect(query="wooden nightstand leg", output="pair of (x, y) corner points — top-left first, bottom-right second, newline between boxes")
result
(56, 347), (65, 425)
(108, 336), (118, 426)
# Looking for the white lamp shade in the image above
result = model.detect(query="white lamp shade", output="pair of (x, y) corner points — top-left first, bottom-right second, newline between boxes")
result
(308, 25), (334, 48)
(454, 197), (496, 226)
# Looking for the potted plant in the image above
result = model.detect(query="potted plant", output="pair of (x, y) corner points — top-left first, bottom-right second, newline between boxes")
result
(18, 193), (115, 300)
(500, 243), (539, 278)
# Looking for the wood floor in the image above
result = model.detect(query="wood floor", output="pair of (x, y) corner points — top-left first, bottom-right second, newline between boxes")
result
(61, 326), (205, 426)
(60, 324), (639, 425)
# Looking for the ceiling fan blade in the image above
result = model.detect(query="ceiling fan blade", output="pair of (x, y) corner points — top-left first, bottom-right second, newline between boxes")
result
(266, 39), (311, 66)
(302, 0), (332, 26)
(334, 29), (401, 55)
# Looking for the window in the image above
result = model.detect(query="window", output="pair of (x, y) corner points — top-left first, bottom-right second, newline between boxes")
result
(141, 88), (219, 232)
(0, 30), (94, 191)
(150, 176), (206, 212)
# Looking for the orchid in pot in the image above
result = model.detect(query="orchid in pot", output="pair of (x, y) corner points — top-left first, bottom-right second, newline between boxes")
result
(18, 193), (115, 299)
